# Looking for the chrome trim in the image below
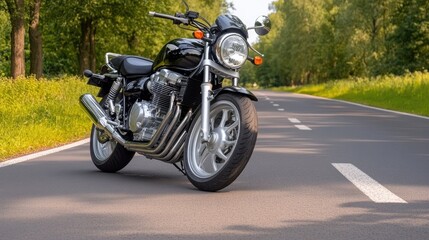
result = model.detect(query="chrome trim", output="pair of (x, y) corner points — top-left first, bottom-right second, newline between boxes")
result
(214, 33), (248, 69)
(202, 59), (240, 79)
(105, 52), (121, 71)
(200, 82), (212, 143)
(249, 44), (265, 57)
(233, 77), (239, 87)
(145, 110), (192, 158)
(167, 138), (186, 163)
(80, 93), (192, 163)
(133, 106), (181, 154)
(79, 94), (126, 145)
(201, 32), (213, 142)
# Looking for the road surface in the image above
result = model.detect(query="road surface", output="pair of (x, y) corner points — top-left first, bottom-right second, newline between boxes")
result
(1, 90), (428, 239)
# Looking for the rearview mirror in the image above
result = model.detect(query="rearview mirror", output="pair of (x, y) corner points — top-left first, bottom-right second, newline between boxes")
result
(254, 16), (271, 36)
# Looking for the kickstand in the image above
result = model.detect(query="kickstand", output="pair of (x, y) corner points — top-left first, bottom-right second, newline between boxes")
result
(173, 161), (186, 176)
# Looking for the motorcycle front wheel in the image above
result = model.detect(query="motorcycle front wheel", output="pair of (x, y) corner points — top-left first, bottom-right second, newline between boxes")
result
(184, 93), (258, 192)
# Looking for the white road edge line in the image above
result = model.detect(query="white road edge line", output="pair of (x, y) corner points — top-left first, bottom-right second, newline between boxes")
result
(332, 163), (407, 203)
(295, 125), (312, 131)
(273, 104), (280, 107)
(278, 108), (285, 111)
(0, 139), (90, 169)
(294, 93), (429, 121)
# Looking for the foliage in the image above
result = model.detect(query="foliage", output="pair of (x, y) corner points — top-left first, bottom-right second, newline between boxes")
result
(274, 71), (429, 117)
(0, 0), (227, 76)
(0, 76), (98, 160)
(383, 0), (429, 74)
(0, 10), (11, 76)
(42, 0), (226, 75)
(246, 0), (429, 87)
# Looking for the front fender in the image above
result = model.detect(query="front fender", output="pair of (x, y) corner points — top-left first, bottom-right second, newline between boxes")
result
(213, 86), (258, 101)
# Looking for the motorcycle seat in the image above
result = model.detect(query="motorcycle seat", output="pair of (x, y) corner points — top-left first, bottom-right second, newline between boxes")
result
(110, 56), (153, 77)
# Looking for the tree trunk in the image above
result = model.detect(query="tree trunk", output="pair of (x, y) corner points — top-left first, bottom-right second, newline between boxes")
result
(79, 18), (96, 74)
(6, 0), (26, 79)
(29, 0), (43, 79)
(79, 19), (91, 75)
(89, 22), (96, 71)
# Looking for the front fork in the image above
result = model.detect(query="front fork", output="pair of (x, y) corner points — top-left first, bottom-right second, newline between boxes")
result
(200, 35), (213, 142)
(200, 33), (240, 142)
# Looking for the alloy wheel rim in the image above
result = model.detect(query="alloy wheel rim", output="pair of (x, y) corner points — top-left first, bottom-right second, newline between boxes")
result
(187, 100), (240, 179)
(92, 128), (116, 162)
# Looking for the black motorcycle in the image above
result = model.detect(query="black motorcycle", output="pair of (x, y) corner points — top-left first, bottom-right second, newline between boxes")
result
(80, 1), (271, 191)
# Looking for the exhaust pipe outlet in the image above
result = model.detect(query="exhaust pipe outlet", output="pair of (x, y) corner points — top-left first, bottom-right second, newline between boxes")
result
(79, 94), (126, 145)
(79, 94), (108, 128)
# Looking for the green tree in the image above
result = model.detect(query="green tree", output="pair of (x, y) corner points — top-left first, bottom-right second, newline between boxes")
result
(246, 0), (407, 86)
(384, 0), (429, 74)
(41, 0), (226, 75)
(0, 5), (11, 76)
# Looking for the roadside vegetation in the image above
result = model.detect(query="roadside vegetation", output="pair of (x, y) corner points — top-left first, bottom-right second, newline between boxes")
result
(272, 72), (429, 117)
(1, 0), (428, 160)
(0, 76), (97, 161)
(242, 0), (429, 87)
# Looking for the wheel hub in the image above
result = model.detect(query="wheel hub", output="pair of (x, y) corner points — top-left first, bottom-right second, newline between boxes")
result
(207, 127), (228, 152)
(97, 130), (110, 144)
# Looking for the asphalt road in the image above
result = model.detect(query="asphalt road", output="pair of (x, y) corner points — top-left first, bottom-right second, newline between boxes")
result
(1, 90), (429, 240)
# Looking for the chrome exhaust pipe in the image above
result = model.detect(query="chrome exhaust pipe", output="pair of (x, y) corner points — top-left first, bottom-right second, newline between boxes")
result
(79, 94), (126, 145)
(79, 94), (108, 129)
(80, 93), (189, 162)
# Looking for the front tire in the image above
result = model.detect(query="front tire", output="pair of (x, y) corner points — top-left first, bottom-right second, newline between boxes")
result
(184, 94), (258, 191)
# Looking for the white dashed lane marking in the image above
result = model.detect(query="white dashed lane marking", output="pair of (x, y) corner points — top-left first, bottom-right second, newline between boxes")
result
(332, 163), (407, 203)
(288, 118), (312, 130)
(263, 96), (311, 129)
(294, 125), (312, 131)
(288, 118), (301, 123)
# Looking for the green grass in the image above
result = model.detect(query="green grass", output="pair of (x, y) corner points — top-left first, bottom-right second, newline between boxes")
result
(0, 76), (98, 161)
(272, 72), (429, 117)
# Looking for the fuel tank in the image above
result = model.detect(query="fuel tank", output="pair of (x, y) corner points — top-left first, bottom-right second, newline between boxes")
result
(152, 38), (204, 72)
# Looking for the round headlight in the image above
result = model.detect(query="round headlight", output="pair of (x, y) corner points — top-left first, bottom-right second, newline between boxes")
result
(215, 33), (248, 69)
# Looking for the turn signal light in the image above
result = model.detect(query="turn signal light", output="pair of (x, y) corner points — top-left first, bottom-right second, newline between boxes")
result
(193, 30), (204, 39)
(254, 56), (263, 66)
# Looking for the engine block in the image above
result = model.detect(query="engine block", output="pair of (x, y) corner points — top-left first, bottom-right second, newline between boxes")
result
(128, 69), (184, 141)
(149, 69), (184, 114)
(128, 101), (162, 141)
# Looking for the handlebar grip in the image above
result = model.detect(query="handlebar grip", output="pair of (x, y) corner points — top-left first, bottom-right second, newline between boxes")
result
(83, 69), (105, 80)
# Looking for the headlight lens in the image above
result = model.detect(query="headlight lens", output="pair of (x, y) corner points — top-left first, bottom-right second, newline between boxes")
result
(215, 33), (248, 69)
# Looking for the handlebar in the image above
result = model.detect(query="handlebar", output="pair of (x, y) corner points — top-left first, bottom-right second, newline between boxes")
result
(83, 69), (105, 80)
(149, 11), (189, 25)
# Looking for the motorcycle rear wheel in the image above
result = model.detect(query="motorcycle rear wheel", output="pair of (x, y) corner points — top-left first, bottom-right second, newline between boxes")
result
(90, 125), (135, 173)
(89, 96), (135, 173)
(184, 93), (258, 192)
